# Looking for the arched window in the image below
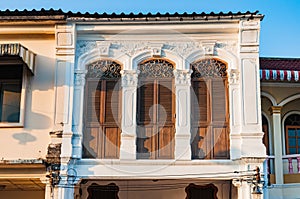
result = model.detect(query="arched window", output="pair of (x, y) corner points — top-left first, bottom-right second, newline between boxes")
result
(83, 60), (122, 159)
(136, 59), (175, 159)
(190, 59), (229, 159)
(262, 115), (270, 155)
(285, 114), (300, 155)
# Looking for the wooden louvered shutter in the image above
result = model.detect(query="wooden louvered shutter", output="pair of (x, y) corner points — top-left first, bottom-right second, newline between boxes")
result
(191, 59), (229, 160)
(211, 79), (227, 123)
(191, 80), (210, 159)
(191, 80), (208, 124)
(137, 80), (175, 159)
(157, 80), (174, 159)
(100, 80), (121, 159)
(137, 81), (155, 159)
(83, 60), (121, 159)
(136, 59), (175, 159)
(211, 78), (229, 159)
(137, 80), (154, 124)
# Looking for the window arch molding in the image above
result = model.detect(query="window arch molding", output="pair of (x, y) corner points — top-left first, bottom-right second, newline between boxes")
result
(185, 48), (238, 71)
(132, 49), (182, 70)
(76, 47), (128, 72)
(82, 59), (123, 159)
(190, 58), (230, 159)
(282, 111), (300, 155)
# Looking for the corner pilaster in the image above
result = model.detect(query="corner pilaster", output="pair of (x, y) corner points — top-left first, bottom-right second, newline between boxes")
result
(174, 69), (192, 160)
(119, 70), (139, 160)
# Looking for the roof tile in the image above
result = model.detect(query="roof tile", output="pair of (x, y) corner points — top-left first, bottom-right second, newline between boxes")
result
(260, 57), (300, 70)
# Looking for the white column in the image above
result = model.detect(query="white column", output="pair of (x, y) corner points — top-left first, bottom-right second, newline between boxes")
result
(229, 69), (242, 159)
(72, 70), (86, 159)
(119, 70), (139, 160)
(269, 106), (283, 184)
(174, 69), (192, 160)
(44, 180), (52, 199)
(233, 181), (252, 199)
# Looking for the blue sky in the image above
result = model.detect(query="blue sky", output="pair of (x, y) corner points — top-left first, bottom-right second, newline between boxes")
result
(0, 0), (299, 58)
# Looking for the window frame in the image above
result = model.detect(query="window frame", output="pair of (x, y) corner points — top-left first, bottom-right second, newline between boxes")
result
(82, 60), (122, 159)
(0, 63), (28, 127)
(285, 125), (300, 155)
(136, 58), (176, 159)
(190, 58), (230, 160)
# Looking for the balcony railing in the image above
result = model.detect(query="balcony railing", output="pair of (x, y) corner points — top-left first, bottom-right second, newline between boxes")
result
(266, 154), (300, 184)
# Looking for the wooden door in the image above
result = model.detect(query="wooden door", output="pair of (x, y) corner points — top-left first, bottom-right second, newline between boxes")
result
(137, 79), (175, 159)
(83, 60), (122, 159)
(190, 59), (229, 159)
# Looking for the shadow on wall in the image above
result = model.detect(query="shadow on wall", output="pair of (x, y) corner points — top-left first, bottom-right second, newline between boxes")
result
(12, 132), (36, 145)
(10, 55), (59, 145)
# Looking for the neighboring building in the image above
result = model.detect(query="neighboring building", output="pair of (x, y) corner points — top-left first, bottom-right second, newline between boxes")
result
(260, 57), (300, 199)
(0, 9), (269, 199)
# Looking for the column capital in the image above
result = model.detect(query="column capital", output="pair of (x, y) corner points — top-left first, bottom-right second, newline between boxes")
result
(120, 69), (140, 87)
(269, 106), (282, 115)
(174, 69), (192, 86)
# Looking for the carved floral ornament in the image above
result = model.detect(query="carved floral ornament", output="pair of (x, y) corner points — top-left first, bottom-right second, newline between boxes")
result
(191, 59), (227, 78)
(86, 60), (121, 79)
(138, 59), (174, 78)
(84, 58), (229, 82)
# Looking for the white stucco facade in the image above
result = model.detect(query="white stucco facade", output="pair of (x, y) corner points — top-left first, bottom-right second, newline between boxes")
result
(0, 11), (268, 199)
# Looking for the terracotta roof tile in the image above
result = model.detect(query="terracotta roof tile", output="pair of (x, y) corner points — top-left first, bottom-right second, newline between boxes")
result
(0, 9), (264, 21)
(260, 57), (300, 70)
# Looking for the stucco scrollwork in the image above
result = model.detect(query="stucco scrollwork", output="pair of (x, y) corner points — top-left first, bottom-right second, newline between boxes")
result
(112, 41), (150, 57)
(164, 41), (201, 58)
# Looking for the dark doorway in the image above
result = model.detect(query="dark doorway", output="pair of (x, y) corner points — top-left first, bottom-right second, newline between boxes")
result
(185, 183), (218, 199)
(87, 183), (119, 199)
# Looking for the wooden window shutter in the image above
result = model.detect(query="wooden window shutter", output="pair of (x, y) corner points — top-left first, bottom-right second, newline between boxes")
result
(137, 81), (154, 124)
(191, 80), (208, 124)
(211, 79), (227, 122)
(83, 60), (121, 159)
(136, 59), (175, 159)
(191, 59), (229, 159)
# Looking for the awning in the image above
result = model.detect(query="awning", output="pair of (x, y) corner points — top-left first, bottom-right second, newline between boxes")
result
(0, 43), (36, 75)
(260, 69), (300, 82)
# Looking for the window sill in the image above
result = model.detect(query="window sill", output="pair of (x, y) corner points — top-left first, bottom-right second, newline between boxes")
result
(0, 122), (24, 128)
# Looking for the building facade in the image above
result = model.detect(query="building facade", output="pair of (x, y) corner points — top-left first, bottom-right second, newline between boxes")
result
(0, 10), (268, 199)
(260, 58), (300, 199)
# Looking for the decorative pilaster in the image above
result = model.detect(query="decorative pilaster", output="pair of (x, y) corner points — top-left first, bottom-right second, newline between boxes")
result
(269, 106), (284, 184)
(119, 70), (139, 160)
(55, 24), (76, 164)
(174, 69), (192, 160)
(239, 18), (265, 158)
(229, 69), (242, 159)
(72, 70), (86, 159)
